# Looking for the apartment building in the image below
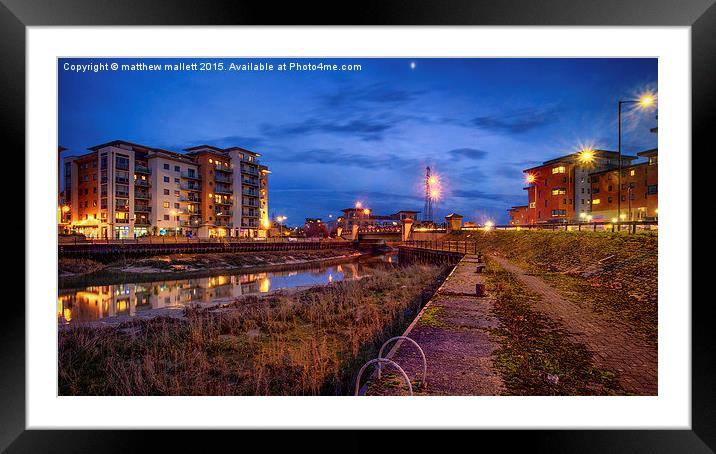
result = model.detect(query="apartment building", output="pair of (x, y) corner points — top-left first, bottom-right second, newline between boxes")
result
(522, 150), (636, 224)
(589, 149), (658, 221)
(508, 205), (529, 225)
(62, 140), (270, 239)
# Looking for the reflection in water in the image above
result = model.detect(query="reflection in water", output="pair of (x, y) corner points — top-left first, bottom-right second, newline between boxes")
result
(58, 254), (396, 325)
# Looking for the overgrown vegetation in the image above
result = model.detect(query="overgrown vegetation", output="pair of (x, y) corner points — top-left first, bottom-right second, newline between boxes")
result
(484, 259), (624, 395)
(58, 264), (448, 396)
(447, 230), (657, 344)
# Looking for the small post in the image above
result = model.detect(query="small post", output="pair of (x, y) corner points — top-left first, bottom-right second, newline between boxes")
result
(475, 283), (486, 297)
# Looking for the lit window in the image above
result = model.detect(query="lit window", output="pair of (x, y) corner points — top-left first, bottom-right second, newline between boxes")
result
(630, 169), (636, 176)
(592, 199), (601, 205)
(552, 166), (566, 174)
(163, 202), (170, 208)
(209, 159), (213, 163)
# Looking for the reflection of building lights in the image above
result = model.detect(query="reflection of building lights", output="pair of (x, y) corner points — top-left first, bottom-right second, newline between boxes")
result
(620, 213), (627, 220)
(611, 218), (618, 223)
(363, 208), (371, 215)
(328, 274), (333, 283)
(259, 278), (271, 293)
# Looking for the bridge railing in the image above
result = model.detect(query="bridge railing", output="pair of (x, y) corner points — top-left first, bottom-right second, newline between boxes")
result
(403, 239), (480, 255)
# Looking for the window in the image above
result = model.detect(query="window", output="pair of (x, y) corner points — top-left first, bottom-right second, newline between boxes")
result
(163, 189), (170, 195)
(175, 165), (180, 172)
(529, 202), (535, 208)
(552, 166), (565, 174)
(93, 174), (97, 181)
(593, 199), (601, 205)
(163, 202), (170, 208)
(174, 203), (180, 209)
(608, 197), (613, 203)
(551, 209), (566, 217)
(581, 199), (584, 205)
(647, 184), (658, 195)
(164, 176), (170, 183)
(551, 188), (566, 195)
(174, 178), (180, 184)
(581, 188), (585, 194)
(174, 190), (180, 196)
(164, 163), (170, 170)
(630, 169), (636, 176)
(163, 215), (169, 220)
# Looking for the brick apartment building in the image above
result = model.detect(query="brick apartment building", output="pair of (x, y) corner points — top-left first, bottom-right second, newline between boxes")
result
(509, 148), (658, 225)
(61, 140), (270, 239)
(588, 148), (658, 221)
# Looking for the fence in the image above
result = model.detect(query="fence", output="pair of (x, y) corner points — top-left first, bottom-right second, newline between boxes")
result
(403, 240), (481, 256)
(58, 237), (350, 260)
(488, 220), (658, 233)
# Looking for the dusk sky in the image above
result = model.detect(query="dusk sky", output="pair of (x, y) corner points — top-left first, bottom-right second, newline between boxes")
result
(59, 58), (657, 225)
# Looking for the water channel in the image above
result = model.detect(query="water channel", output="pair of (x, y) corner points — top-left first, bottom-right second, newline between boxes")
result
(58, 253), (397, 325)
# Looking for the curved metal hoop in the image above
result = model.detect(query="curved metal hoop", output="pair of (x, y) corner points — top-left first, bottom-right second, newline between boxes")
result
(354, 358), (413, 396)
(378, 336), (427, 387)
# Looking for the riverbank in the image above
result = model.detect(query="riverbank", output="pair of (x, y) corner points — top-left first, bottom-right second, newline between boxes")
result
(443, 230), (657, 344)
(59, 247), (362, 289)
(58, 263), (449, 395)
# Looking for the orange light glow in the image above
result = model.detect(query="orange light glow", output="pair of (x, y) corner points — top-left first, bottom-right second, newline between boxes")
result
(363, 208), (371, 215)
(525, 173), (536, 184)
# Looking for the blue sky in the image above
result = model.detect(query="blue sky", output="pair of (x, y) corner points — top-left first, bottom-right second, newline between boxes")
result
(59, 58), (657, 225)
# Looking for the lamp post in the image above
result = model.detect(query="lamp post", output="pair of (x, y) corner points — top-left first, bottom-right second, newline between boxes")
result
(617, 94), (655, 225)
(525, 173), (536, 224)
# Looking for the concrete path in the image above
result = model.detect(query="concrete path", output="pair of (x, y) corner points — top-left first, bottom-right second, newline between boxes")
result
(367, 255), (505, 395)
(490, 255), (657, 395)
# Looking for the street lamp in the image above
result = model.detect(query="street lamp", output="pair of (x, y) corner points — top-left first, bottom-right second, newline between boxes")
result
(525, 173), (536, 224)
(618, 92), (657, 223)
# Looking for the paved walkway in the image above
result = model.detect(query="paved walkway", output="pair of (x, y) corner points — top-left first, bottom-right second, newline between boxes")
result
(490, 255), (657, 395)
(367, 255), (505, 395)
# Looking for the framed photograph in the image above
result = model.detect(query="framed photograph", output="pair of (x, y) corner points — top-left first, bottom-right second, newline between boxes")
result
(5, 0), (711, 451)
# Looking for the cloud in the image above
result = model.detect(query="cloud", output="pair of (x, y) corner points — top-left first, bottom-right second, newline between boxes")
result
(269, 148), (420, 170)
(451, 189), (520, 202)
(261, 118), (396, 141)
(322, 83), (425, 109)
(448, 148), (488, 160)
(469, 107), (559, 134)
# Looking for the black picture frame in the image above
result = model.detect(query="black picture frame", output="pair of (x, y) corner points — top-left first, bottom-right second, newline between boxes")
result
(3, 0), (710, 451)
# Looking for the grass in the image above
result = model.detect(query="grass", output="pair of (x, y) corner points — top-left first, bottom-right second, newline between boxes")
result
(417, 305), (445, 328)
(58, 263), (449, 396)
(446, 230), (657, 344)
(484, 259), (624, 396)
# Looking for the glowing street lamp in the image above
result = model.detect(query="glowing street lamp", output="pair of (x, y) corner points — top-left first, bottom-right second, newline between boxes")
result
(525, 173), (537, 224)
(578, 148), (595, 164)
(618, 91), (657, 220)
(355, 201), (362, 209)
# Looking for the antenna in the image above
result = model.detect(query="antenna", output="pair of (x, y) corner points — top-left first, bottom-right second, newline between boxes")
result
(424, 167), (433, 222)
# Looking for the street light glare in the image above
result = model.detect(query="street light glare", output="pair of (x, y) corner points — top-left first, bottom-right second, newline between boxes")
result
(639, 94), (655, 107)
(578, 148), (595, 163)
(430, 189), (440, 199)
(355, 201), (362, 208)
(428, 176), (438, 185)
(525, 173), (536, 184)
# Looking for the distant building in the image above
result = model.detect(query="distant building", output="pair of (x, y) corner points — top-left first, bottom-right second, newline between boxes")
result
(523, 150), (636, 224)
(340, 208), (419, 231)
(508, 205), (529, 225)
(589, 149), (658, 221)
(62, 139), (270, 239)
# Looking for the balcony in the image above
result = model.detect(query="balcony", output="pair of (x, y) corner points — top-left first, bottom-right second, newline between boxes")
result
(242, 189), (259, 197)
(241, 166), (259, 176)
(135, 191), (151, 200)
(215, 210), (233, 217)
(134, 205), (152, 213)
(180, 219), (202, 227)
(241, 178), (259, 187)
(181, 171), (200, 180)
(242, 200), (259, 207)
(214, 163), (233, 173)
(241, 223), (259, 228)
(180, 196), (201, 203)
(135, 218), (151, 226)
(215, 221), (233, 227)
(181, 183), (201, 192)
(242, 212), (259, 218)
(214, 185), (232, 195)
(134, 164), (151, 174)
(115, 205), (130, 212)
(214, 174), (232, 183)
(135, 180), (150, 188)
